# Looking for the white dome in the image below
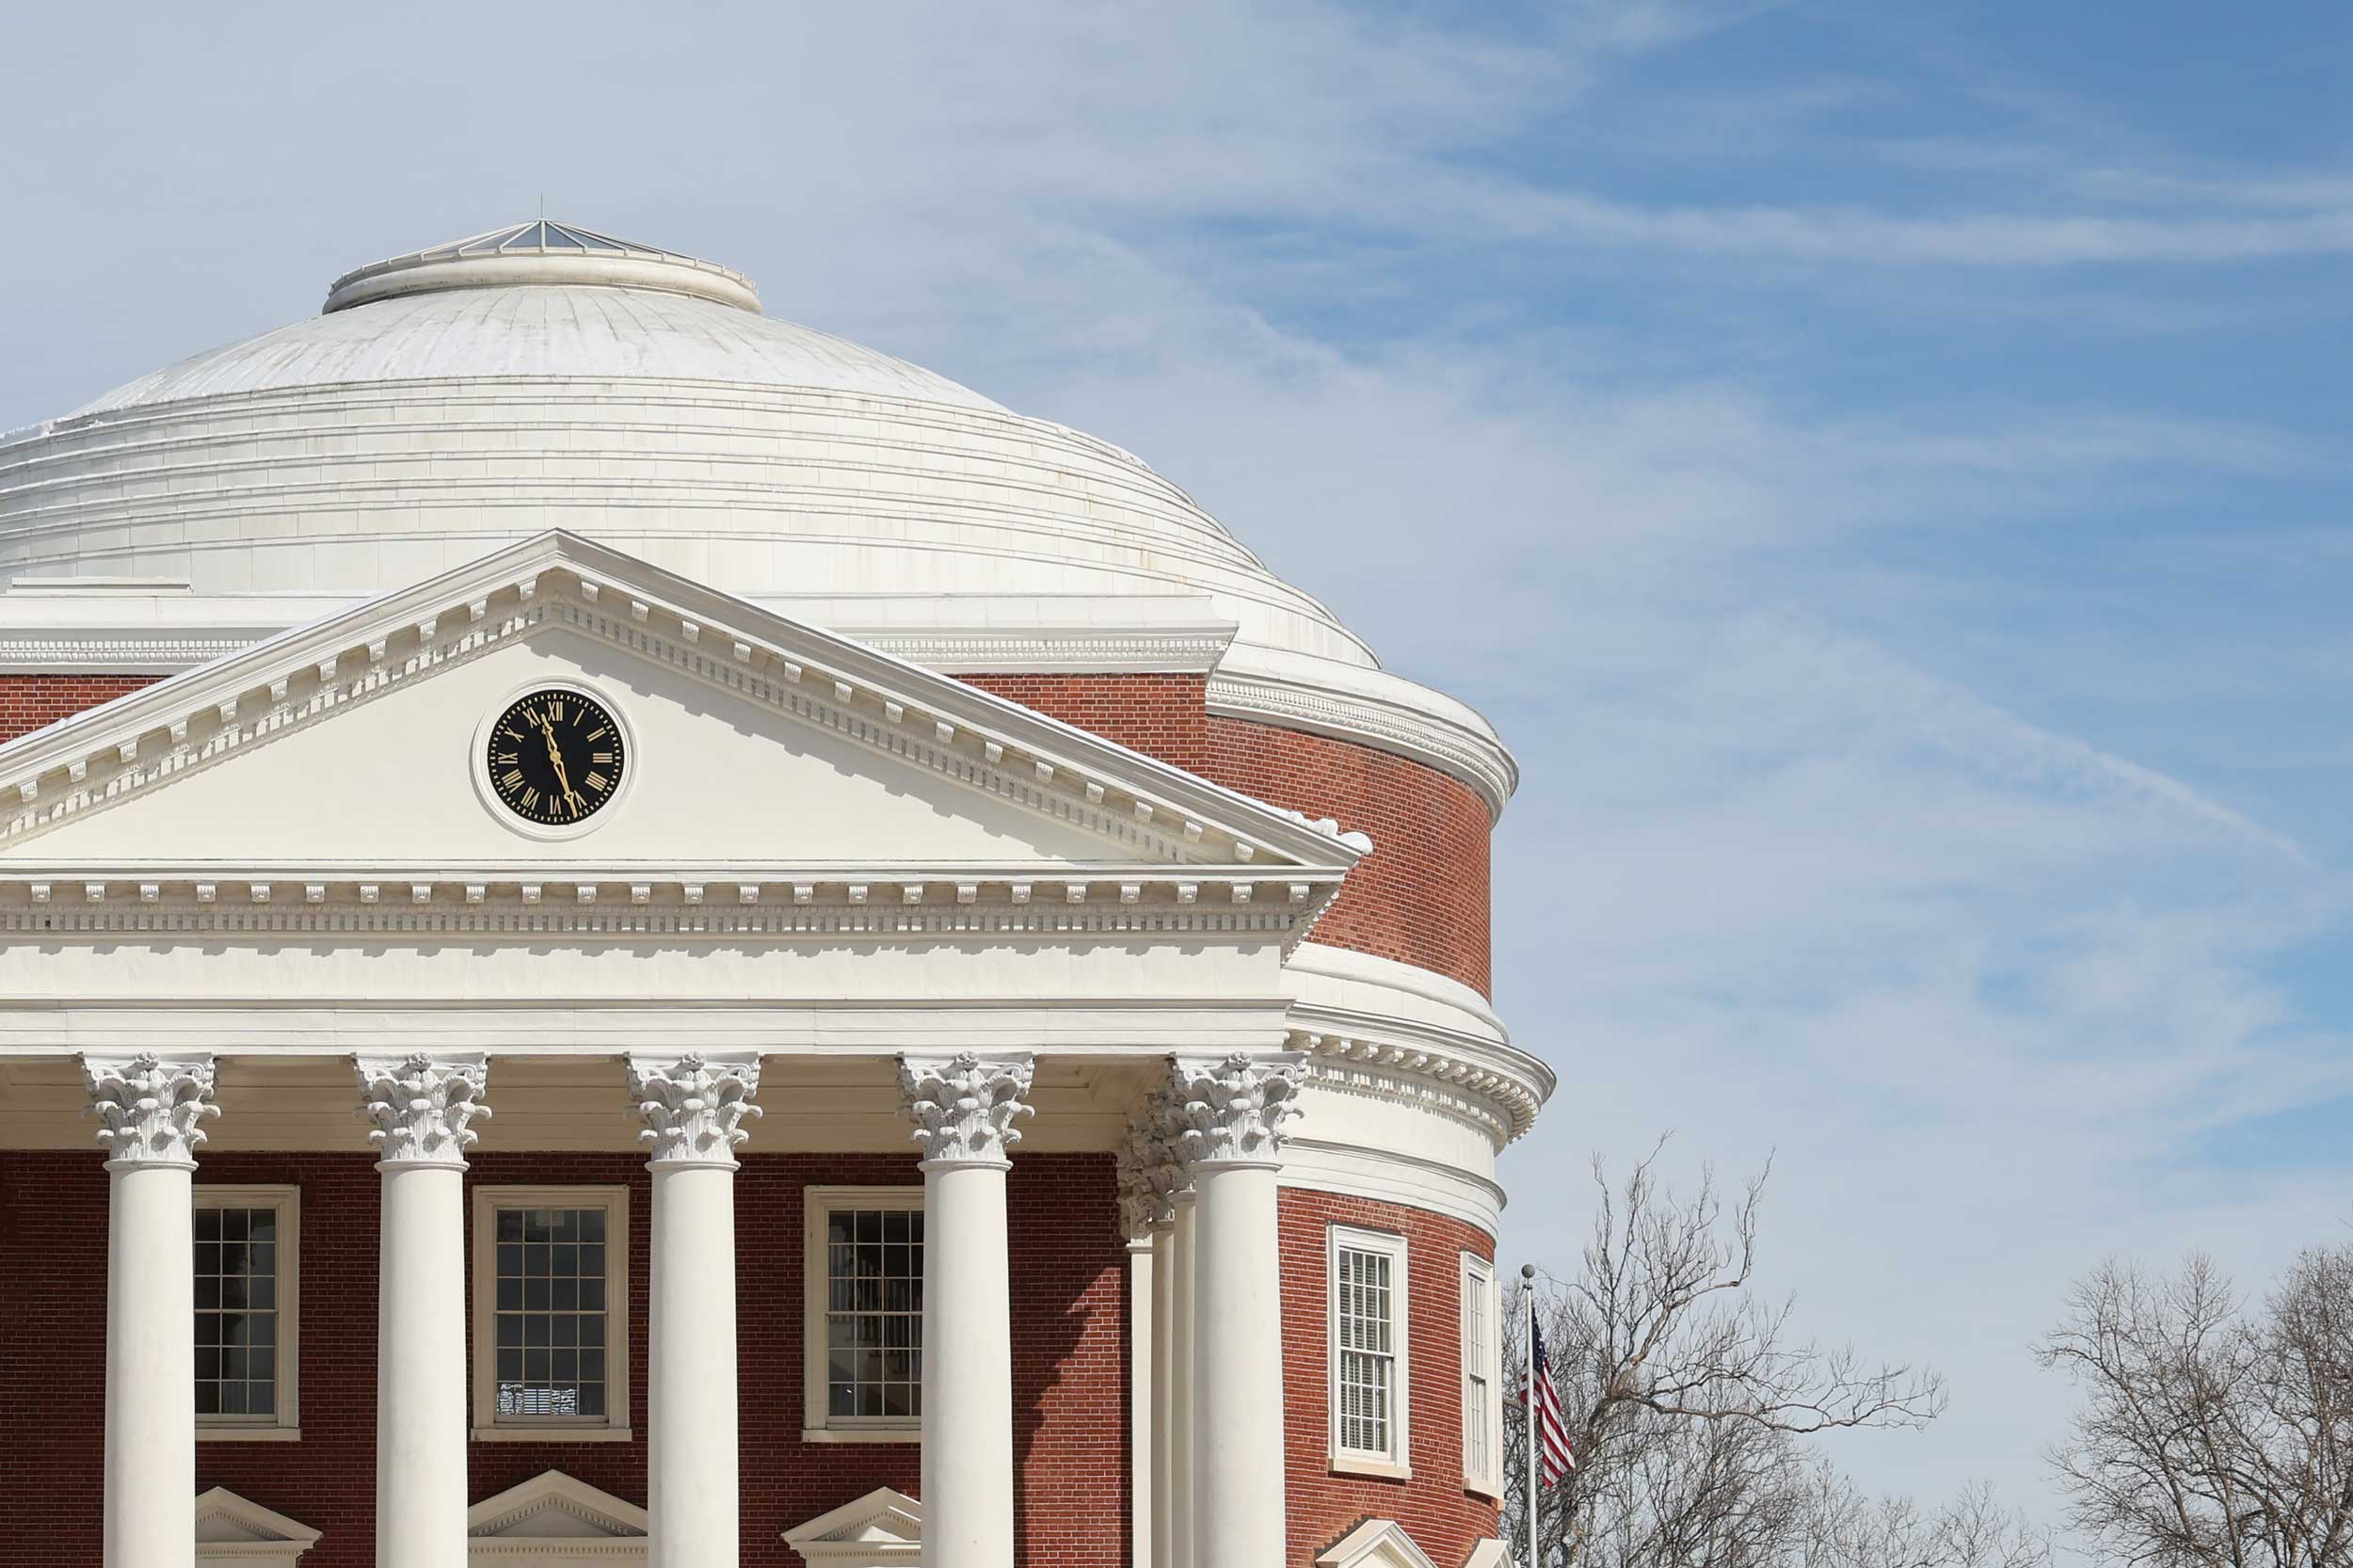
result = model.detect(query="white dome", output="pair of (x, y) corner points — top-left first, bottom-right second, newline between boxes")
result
(2, 221), (1375, 668)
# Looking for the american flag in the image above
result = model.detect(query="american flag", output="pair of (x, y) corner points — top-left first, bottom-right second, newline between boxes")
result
(1522, 1319), (1577, 1484)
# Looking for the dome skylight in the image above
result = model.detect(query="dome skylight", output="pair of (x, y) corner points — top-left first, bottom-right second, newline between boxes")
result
(323, 218), (762, 316)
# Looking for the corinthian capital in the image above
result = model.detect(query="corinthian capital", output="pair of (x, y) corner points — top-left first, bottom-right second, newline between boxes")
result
(83, 1053), (219, 1169)
(628, 1051), (762, 1168)
(1115, 1096), (1189, 1236)
(1168, 1052), (1305, 1170)
(898, 1052), (1035, 1170)
(355, 1052), (490, 1168)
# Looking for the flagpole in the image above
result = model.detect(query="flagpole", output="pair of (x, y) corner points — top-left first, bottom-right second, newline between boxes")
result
(1521, 1262), (1538, 1568)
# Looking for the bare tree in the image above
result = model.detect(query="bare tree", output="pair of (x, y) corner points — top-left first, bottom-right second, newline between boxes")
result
(1501, 1141), (2030, 1568)
(2038, 1243), (2353, 1568)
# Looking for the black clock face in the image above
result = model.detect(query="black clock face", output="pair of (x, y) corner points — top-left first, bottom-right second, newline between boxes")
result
(486, 688), (627, 826)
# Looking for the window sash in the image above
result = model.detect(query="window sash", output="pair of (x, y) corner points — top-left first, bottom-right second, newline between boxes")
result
(1329, 1226), (1410, 1470)
(469, 1186), (631, 1436)
(802, 1187), (926, 1434)
(1463, 1253), (1500, 1490)
(193, 1187), (298, 1433)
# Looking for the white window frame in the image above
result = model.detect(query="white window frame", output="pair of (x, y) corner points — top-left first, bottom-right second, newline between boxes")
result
(1461, 1251), (1503, 1496)
(469, 1184), (632, 1442)
(1328, 1223), (1411, 1479)
(193, 1184), (301, 1441)
(802, 1185), (926, 1444)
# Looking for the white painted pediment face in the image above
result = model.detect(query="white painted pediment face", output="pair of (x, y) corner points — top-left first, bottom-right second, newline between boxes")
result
(466, 1469), (647, 1547)
(19, 626), (1126, 865)
(782, 1485), (922, 1563)
(192, 1486), (321, 1565)
(1316, 1517), (1443, 1568)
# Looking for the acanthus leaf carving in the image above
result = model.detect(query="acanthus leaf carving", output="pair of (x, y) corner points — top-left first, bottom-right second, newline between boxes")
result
(897, 1052), (1034, 1169)
(83, 1053), (219, 1168)
(355, 1051), (491, 1167)
(1115, 1092), (1190, 1236)
(627, 1051), (763, 1167)
(1168, 1051), (1305, 1170)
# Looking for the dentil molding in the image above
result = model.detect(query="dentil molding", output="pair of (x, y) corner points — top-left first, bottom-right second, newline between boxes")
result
(83, 1051), (218, 1168)
(897, 1052), (1035, 1170)
(1168, 1051), (1305, 1170)
(356, 1051), (491, 1168)
(627, 1051), (762, 1168)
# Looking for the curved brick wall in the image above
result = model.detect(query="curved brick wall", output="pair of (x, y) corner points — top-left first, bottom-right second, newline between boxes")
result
(0, 675), (154, 742)
(1281, 1188), (1503, 1565)
(964, 675), (1495, 997)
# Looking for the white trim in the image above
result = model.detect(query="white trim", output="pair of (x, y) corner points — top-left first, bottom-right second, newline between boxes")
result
(781, 1484), (922, 1565)
(466, 678), (641, 842)
(1461, 1252), (1503, 1498)
(466, 1468), (648, 1561)
(1328, 1222), (1411, 1479)
(468, 1185), (632, 1441)
(191, 1183), (300, 1437)
(801, 1184), (926, 1440)
(1462, 1542), (1510, 1568)
(1313, 1517), (1442, 1568)
(194, 1485), (323, 1566)
(1126, 1234), (1155, 1568)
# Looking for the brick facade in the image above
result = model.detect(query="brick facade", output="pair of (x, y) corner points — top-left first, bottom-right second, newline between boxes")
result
(0, 1149), (1128, 1568)
(1280, 1190), (1503, 1566)
(0, 675), (155, 744)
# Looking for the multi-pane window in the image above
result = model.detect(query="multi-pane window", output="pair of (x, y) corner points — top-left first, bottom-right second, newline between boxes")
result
(1329, 1224), (1410, 1472)
(471, 1187), (631, 1437)
(1463, 1253), (1502, 1494)
(803, 1187), (925, 1435)
(492, 1207), (608, 1418)
(193, 1187), (299, 1434)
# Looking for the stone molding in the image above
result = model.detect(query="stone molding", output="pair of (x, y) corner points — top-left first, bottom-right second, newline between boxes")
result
(1114, 1097), (1188, 1237)
(897, 1051), (1035, 1171)
(82, 1050), (218, 1168)
(625, 1050), (762, 1168)
(355, 1051), (491, 1169)
(1208, 665), (1517, 823)
(1168, 1051), (1305, 1171)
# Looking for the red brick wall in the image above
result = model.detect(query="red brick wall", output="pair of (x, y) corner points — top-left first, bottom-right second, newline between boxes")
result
(1281, 1190), (1502, 1566)
(0, 674), (158, 743)
(963, 675), (1494, 996)
(0, 1149), (1128, 1568)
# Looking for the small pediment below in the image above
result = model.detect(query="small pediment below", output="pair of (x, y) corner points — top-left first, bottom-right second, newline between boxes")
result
(193, 1486), (321, 1565)
(468, 1470), (647, 1544)
(1318, 1517), (1444, 1568)
(1461, 1542), (1513, 1568)
(783, 1486), (921, 1564)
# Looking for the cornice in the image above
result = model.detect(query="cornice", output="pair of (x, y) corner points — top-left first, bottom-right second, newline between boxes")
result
(1209, 663), (1516, 824)
(1287, 1009), (1545, 1145)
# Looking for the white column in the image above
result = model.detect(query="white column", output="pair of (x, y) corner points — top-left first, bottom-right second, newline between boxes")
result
(1169, 1190), (1196, 1568)
(899, 1052), (1035, 1568)
(628, 1052), (762, 1568)
(86, 1053), (219, 1568)
(1117, 1116), (1183, 1568)
(1171, 1052), (1305, 1568)
(357, 1052), (490, 1568)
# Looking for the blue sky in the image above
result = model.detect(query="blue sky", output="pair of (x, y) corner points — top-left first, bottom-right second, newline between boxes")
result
(5, 0), (2349, 1543)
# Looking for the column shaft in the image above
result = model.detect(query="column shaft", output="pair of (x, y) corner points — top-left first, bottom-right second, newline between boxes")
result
(376, 1163), (470, 1568)
(104, 1162), (197, 1568)
(922, 1160), (1016, 1567)
(1149, 1225), (1177, 1568)
(1169, 1192), (1197, 1568)
(648, 1164), (739, 1568)
(1190, 1163), (1287, 1568)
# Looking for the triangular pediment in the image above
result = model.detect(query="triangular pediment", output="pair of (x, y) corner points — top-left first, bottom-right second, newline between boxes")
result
(1460, 1543), (1513, 1568)
(1318, 1517), (1444, 1568)
(467, 1469), (647, 1541)
(783, 1486), (921, 1564)
(194, 1486), (321, 1564)
(0, 535), (1362, 920)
